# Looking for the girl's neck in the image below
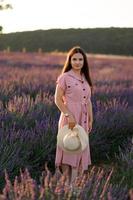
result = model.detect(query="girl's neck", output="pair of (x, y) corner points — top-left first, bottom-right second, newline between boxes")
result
(71, 69), (83, 79)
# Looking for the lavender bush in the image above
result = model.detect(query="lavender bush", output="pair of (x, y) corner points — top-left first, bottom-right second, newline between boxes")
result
(113, 138), (133, 189)
(0, 165), (130, 200)
(90, 99), (133, 162)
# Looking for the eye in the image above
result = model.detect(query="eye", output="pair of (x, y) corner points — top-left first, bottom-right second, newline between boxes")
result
(79, 58), (83, 61)
(72, 58), (77, 61)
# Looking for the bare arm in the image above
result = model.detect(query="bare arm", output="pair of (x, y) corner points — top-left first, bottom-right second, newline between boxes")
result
(87, 100), (93, 123)
(54, 84), (74, 117)
(54, 85), (76, 130)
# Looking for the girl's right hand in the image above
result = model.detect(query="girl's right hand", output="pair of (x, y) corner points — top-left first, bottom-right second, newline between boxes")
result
(67, 114), (76, 130)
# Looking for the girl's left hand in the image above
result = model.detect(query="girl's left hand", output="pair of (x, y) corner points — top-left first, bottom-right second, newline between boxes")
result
(88, 121), (93, 133)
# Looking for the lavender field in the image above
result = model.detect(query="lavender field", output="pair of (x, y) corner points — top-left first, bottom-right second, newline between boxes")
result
(0, 51), (133, 199)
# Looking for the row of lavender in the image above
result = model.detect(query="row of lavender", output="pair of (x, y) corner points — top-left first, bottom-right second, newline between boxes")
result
(0, 163), (132, 200)
(0, 52), (132, 198)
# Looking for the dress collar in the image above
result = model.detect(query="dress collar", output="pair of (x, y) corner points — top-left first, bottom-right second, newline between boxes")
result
(67, 69), (84, 82)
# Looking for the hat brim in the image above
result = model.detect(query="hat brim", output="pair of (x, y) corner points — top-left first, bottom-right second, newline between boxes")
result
(57, 124), (88, 154)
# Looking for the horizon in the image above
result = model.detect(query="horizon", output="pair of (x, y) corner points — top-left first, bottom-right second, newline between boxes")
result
(2, 26), (133, 35)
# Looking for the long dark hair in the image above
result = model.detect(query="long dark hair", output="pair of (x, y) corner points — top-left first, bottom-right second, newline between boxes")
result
(61, 46), (93, 91)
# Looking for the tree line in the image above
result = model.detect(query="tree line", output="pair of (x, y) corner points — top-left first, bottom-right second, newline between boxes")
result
(0, 28), (133, 55)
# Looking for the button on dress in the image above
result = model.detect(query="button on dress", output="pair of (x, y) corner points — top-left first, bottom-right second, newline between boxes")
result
(55, 69), (92, 171)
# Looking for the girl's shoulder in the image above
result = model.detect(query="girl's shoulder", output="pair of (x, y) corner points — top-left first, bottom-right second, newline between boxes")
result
(57, 71), (70, 80)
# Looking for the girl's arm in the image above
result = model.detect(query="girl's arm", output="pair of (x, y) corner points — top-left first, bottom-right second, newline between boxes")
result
(54, 85), (73, 116)
(55, 85), (76, 130)
(87, 100), (93, 123)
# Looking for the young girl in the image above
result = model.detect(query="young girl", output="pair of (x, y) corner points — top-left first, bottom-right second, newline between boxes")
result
(54, 46), (93, 184)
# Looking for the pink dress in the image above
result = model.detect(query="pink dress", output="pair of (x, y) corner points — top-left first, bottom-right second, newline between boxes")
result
(55, 69), (92, 171)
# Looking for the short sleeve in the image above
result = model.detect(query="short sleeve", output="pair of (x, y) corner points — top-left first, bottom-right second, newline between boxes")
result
(56, 74), (67, 91)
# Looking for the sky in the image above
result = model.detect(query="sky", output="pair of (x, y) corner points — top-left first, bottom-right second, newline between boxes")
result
(0, 0), (133, 33)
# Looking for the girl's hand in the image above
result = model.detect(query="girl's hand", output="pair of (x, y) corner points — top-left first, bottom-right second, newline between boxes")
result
(88, 121), (93, 133)
(67, 114), (76, 130)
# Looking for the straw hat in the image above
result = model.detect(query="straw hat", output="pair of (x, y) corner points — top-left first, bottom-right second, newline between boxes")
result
(57, 124), (88, 154)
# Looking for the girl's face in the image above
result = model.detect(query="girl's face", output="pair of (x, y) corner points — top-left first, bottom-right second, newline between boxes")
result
(70, 53), (84, 71)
